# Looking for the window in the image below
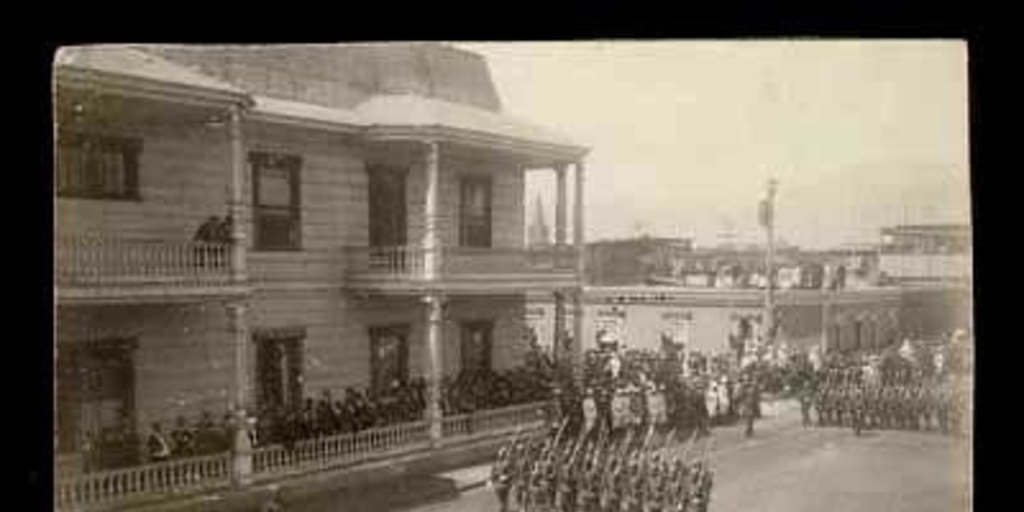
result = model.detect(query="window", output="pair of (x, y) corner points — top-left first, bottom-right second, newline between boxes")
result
(56, 132), (140, 200)
(254, 328), (305, 412)
(367, 165), (408, 247)
(369, 325), (410, 397)
(252, 152), (302, 251)
(459, 175), (492, 248)
(56, 339), (136, 455)
(460, 320), (494, 373)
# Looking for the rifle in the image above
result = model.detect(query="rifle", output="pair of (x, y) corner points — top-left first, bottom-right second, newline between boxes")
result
(678, 430), (699, 464)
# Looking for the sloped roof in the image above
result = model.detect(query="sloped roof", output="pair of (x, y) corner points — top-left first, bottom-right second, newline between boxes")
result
(54, 46), (588, 159)
(249, 95), (367, 132)
(355, 94), (586, 156)
(55, 45), (248, 100)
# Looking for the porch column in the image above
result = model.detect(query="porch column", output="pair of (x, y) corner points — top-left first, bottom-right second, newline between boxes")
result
(553, 163), (569, 362)
(820, 294), (830, 355)
(571, 160), (586, 380)
(553, 291), (566, 361)
(229, 106), (248, 284)
(227, 301), (252, 487)
(423, 293), (445, 445)
(555, 163), (568, 246)
(423, 140), (442, 280)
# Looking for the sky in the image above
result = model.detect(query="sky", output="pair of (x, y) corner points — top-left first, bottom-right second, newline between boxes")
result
(457, 41), (970, 250)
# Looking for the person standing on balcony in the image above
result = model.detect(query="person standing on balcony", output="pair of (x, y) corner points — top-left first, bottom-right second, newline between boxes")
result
(192, 216), (220, 268)
(215, 215), (234, 244)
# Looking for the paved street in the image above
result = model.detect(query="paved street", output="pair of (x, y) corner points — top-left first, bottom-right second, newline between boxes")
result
(401, 404), (969, 512)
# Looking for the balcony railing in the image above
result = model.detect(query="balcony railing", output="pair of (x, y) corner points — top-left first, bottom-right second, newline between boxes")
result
(345, 245), (577, 282)
(56, 236), (234, 290)
(251, 420), (431, 479)
(54, 402), (553, 511)
(55, 451), (231, 510)
(441, 401), (551, 439)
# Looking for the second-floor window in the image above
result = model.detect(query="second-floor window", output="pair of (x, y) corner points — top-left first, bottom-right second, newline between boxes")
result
(252, 152), (302, 251)
(56, 132), (141, 200)
(459, 175), (492, 248)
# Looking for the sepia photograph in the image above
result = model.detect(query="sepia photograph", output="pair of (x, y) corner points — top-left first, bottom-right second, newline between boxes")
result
(53, 41), (972, 512)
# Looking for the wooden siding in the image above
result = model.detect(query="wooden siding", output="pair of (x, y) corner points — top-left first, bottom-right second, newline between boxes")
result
(56, 304), (234, 434)
(55, 119), (233, 242)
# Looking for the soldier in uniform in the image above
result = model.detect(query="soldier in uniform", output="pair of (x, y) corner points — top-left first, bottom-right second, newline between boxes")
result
(492, 446), (513, 512)
(602, 459), (623, 512)
(668, 458), (689, 512)
(849, 383), (865, 436)
(813, 381), (828, 427)
(798, 376), (814, 427)
(645, 456), (666, 512)
(528, 458), (550, 512)
(577, 457), (600, 512)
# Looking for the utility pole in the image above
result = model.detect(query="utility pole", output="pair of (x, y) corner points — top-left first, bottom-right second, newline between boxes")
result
(761, 178), (779, 357)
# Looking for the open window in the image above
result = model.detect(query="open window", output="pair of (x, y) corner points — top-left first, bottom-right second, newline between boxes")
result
(369, 324), (410, 397)
(254, 328), (305, 412)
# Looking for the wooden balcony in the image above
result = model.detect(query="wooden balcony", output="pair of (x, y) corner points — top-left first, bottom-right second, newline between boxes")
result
(55, 236), (249, 304)
(344, 245), (580, 295)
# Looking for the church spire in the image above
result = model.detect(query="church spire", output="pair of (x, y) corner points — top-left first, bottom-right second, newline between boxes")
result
(528, 194), (551, 247)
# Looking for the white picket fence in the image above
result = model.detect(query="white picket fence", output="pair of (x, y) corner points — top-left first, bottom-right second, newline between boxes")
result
(55, 452), (231, 511)
(252, 420), (431, 479)
(54, 401), (552, 511)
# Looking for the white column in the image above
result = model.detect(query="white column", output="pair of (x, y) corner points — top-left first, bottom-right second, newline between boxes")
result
(423, 294), (445, 444)
(571, 160), (586, 379)
(229, 106), (248, 283)
(554, 291), (566, 360)
(422, 140), (441, 280)
(555, 163), (568, 246)
(227, 301), (252, 487)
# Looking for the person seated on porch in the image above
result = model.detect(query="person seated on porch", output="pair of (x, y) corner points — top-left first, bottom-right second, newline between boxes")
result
(147, 422), (171, 463)
(193, 410), (223, 455)
(170, 416), (195, 458)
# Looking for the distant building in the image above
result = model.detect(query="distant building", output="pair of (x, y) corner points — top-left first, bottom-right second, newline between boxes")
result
(527, 194), (552, 247)
(586, 236), (693, 285)
(878, 224), (971, 284)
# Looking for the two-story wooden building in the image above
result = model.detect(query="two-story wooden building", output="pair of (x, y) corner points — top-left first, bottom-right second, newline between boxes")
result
(55, 43), (589, 474)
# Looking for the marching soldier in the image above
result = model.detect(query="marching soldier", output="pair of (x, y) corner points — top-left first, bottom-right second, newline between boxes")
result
(492, 446), (513, 512)
(798, 377), (814, 427)
(849, 383), (865, 436)
(577, 457), (601, 512)
(668, 458), (690, 512)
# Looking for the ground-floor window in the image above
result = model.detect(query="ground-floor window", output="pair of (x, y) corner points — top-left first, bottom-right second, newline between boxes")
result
(254, 328), (305, 413)
(460, 320), (494, 373)
(56, 338), (137, 467)
(369, 324), (410, 397)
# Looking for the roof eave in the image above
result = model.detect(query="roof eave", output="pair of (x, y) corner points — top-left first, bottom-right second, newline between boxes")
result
(55, 66), (253, 109)
(364, 124), (589, 163)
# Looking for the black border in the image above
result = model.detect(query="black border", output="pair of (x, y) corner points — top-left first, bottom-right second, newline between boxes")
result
(27, 5), (994, 511)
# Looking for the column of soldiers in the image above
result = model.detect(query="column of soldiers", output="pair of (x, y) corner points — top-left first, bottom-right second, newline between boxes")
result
(491, 421), (715, 512)
(803, 367), (966, 436)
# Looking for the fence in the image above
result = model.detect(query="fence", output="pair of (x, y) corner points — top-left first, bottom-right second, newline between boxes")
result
(55, 452), (231, 511)
(252, 420), (431, 478)
(56, 402), (552, 510)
